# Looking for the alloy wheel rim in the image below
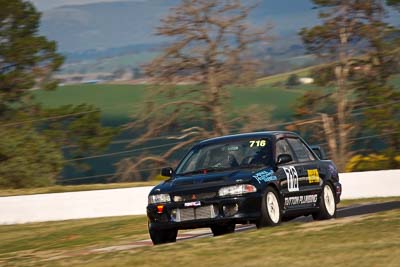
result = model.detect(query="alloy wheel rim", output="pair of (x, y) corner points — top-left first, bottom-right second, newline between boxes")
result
(266, 192), (280, 223)
(324, 185), (335, 216)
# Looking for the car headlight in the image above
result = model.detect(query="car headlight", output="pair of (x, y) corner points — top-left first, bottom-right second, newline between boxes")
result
(148, 194), (171, 204)
(218, 184), (257, 197)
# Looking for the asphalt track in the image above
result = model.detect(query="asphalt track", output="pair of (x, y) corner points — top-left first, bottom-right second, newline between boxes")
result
(91, 201), (400, 253)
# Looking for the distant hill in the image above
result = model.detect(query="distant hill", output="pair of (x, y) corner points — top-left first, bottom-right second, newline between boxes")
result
(40, 0), (180, 52)
(40, 0), (319, 52)
(39, 0), (399, 75)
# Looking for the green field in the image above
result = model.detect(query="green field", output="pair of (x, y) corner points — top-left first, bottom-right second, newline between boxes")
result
(34, 84), (148, 126)
(34, 82), (309, 126)
(35, 71), (400, 126)
(0, 197), (399, 267)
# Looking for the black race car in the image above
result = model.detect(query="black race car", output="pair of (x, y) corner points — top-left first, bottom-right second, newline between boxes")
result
(147, 131), (342, 245)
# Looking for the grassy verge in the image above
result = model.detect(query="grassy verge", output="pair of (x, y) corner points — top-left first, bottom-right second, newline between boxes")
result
(0, 215), (149, 266)
(0, 197), (398, 266)
(67, 208), (399, 267)
(0, 181), (158, 197)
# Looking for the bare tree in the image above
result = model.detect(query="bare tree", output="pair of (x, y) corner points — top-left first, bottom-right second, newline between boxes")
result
(116, 0), (271, 181)
(295, 0), (394, 171)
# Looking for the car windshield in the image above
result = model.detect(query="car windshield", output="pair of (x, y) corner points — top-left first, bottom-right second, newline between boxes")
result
(176, 137), (273, 175)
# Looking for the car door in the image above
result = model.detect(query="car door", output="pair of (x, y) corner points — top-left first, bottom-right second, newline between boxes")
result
(284, 137), (322, 208)
(274, 138), (308, 198)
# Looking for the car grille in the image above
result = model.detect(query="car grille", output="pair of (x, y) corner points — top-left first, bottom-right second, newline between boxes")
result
(171, 205), (218, 222)
(174, 192), (217, 202)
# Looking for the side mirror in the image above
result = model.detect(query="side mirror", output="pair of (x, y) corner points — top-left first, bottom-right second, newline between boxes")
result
(277, 154), (293, 165)
(161, 167), (174, 177)
(310, 145), (326, 160)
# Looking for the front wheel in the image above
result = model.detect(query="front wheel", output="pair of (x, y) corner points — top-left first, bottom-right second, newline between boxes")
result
(148, 223), (178, 245)
(256, 187), (282, 228)
(312, 183), (336, 220)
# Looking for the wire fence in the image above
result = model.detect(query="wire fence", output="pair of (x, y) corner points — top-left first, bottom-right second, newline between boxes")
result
(2, 99), (400, 128)
(2, 96), (398, 183)
(60, 100), (400, 162)
(63, 141), (183, 162)
(59, 130), (399, 183)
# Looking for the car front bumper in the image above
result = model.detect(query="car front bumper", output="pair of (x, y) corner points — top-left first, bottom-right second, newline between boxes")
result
(147, 193), (262, 230)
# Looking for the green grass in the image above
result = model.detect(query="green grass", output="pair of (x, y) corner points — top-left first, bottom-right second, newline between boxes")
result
(0, 181), (158, 197)
(78, 209), (399, 267)
(0, 215), (149, 266)
(33, 82), (308, 126)
(0, 197), (398, 267)
(33, 84), (148, 125)
(231, 85), (306, 120)
(35, 70), (400, 126)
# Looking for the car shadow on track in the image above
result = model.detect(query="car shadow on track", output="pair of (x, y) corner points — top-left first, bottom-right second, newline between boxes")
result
(292, 201), (400, 223)
(337, 201), (400, 218)
(163, 201), (400, 243)
(182, 201), (400, 240)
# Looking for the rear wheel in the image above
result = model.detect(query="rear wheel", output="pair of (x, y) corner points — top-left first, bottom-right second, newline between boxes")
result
(256, 187), (282, 228)
(148, 223), (178, 245)
(211, 222), (235, 236)
(312, 183), (336, 220)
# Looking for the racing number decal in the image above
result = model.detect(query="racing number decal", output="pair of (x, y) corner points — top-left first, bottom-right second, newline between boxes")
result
(283, 166), (299, 192)
(249, 140), (266, 147)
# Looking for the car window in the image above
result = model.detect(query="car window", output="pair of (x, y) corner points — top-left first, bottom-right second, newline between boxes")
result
(275, 139), (295, 162)
(286, 138), (315, 162)
(176, 138), (273, 175)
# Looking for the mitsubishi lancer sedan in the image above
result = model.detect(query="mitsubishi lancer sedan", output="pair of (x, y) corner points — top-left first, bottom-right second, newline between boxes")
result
(147, 131), (342, 245)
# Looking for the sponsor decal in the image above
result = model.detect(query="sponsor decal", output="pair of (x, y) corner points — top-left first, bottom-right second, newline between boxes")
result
(252, 169), (277, 184)
(285, 194), (317, 206)
(307, 169), (320, 184)
(227, 145), (239, 151)
(283, 166), (299, 192)
(184, 201), (201, 207)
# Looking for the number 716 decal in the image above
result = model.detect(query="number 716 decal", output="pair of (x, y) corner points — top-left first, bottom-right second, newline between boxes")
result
(249, 140), (266, 147)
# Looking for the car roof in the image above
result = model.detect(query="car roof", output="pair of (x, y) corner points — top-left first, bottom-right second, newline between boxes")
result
(197, 131), (299, 146)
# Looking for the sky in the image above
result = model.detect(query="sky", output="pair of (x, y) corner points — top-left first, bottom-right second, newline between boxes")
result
(30, 0), (145, 10)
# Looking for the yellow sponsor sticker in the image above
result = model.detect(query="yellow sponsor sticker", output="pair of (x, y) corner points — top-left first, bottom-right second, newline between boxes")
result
(307, 169), (320, 184)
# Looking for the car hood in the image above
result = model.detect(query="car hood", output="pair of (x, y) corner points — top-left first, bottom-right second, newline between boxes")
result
(150, 169), (259, 195)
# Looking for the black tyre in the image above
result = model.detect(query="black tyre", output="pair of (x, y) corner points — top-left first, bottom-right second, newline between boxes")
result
(312, 183), (336, 220)
(256, 187), (282, 228)
(210, 222), (235, 236)
(148, 223), (178, 245)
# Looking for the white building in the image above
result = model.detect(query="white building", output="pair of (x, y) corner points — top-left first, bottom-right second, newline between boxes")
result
(299, 77), (314, 84)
